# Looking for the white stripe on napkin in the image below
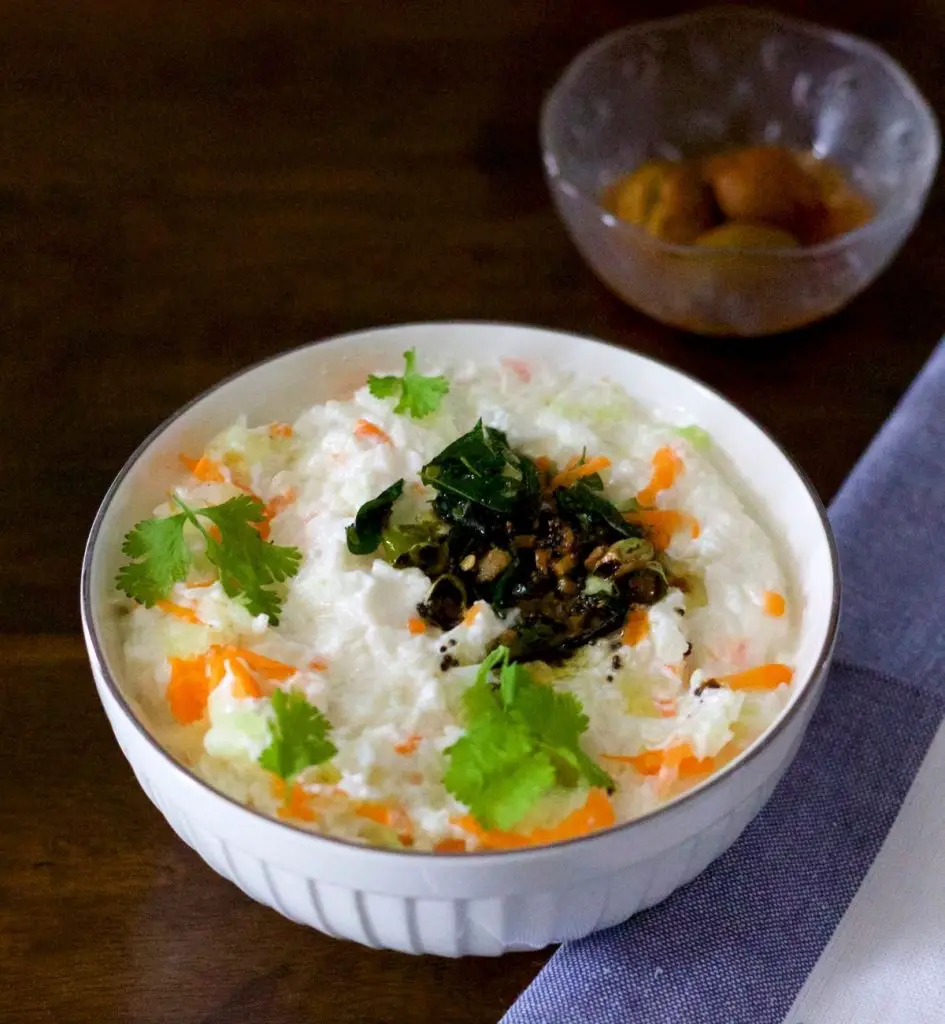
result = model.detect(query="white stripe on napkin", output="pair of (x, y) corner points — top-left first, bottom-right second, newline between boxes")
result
(784, 717), (945, 1024)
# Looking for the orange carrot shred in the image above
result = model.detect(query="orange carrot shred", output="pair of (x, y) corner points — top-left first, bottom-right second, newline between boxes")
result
(308, 658), (328, 672)
(625, 509), (700, 551)
(549, 455), (612, 491)
(603, 743), (715, 778)
(456, 789), (615, 850)
(222, 647), (296, 681)
(654, 698), (677, 718)
(354, 419), (393, 445)
(395, 735), (422, 756)
(155, 599), (202, 625)
(356, 801), (413, 841)
(720, 663), (793, 691)
(264, 488), (297, 522)
(534, 455), (553, 472)
(501, 357), (532, 382)
(277, 783), (318, 823)
(269, 422), (294, 439)
(180, 454), (226, 483)
(463, 602), (482, 627)
(622, 607), (649, 647)
(433, 838), (468, 853)
(166, 656), (211, 725)
(762, 591), (786, 617)
(637, 446), (684, 506)
(228, 657), (262, 699)
(407, 617), (427, 635)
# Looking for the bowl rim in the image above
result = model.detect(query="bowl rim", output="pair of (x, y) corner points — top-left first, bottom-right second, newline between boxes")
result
(80, 320), (842, 861)
(540, 5), (942, 258)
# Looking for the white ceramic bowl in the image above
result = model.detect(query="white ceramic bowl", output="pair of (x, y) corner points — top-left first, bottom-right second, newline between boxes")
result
(81, 322), (839, 956)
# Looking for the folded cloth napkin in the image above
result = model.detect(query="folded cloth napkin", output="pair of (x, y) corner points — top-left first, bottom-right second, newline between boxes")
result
(503, 340), (945, 1024)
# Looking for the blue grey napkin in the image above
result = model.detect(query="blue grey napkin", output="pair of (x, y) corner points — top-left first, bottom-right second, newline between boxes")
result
(503, 340), (945, 1024)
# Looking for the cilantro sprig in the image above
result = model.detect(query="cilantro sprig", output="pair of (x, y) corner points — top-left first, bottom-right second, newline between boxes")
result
(444, 647), (614, 831)
(115, 495), (302, 624)
(368, 349), (449, 419)
(258, 689), (337, 781)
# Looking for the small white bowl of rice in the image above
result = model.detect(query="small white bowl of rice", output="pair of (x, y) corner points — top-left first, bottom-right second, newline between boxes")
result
(81, 322), (839, 956)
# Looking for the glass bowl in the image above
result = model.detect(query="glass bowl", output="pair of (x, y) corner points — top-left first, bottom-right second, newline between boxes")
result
(540, 7), (940, 337)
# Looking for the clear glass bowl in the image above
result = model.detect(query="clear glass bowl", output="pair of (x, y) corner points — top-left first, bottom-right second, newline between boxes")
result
(540, 7), (940, 336)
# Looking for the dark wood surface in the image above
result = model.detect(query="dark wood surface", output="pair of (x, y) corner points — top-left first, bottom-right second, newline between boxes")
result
(2, 0), (943, 1021)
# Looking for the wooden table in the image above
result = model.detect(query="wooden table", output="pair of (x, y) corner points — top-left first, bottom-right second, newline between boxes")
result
(2, 0), (943, 1020)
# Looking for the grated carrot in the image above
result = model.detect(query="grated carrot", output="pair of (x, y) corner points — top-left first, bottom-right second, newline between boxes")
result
(166, 656), (212, 725)
(721, 663), (793, 691)
(550, 455), (612, 491)
(603, 743), (714, 778)
(622, 607), (649, 646)
(762, 591), (786, 617)
(433, 838), (468, 853)
(456, 789), (615, 850)
(534, 455), (553, 472)
(501, 357), (532, 382)
(355, 801), (413, 842)
(654, 698), (677, 718)
(228, 656), (262, 699)
(637, 446), (684, 506)
(269, 422), (294, 439)
(625, 509), (700, 551)
(463, 602), (482, 627)
(407, 617), (427, 636)
(308, 658), (328, 672)
(394, 735), (422, 756)
(155, 599), (202, 625)
(264, 488), (297, 521)
(222, 646), (296, 681)
(277, 782), (318, 823)
(180, 453), (225, 484)
(354, 419), (393, 445)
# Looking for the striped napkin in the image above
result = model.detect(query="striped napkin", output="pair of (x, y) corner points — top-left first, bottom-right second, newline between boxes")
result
(503, 340), (945, 1024)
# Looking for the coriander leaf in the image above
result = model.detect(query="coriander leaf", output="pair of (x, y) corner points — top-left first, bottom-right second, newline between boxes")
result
(115, 512), (191, 605)
(258, 689), (337, 781)
(366, 375), (401, 399)
(444, 714), (557, 831)
(444, 646), (614, 830)
(177, 495), (302, 624)
(368, 348), (450, 419)
(345, 479), (405, 555)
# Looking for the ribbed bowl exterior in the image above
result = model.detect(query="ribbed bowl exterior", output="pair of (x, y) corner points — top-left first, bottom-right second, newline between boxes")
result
(80, 322), (839, 957)
(90, 645), (824, 956)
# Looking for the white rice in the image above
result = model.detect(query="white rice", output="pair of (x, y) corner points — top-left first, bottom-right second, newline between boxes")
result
(118, 357), (797, 850)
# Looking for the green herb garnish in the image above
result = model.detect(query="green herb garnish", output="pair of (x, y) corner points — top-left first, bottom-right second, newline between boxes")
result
(345, 479), (404, 555)
(420, 420), (540, 517)
(368, 349), (450, 419)
(259, 689), (337, 781)
(116, 495), (302, 624)
(444, 646), (614, 831)
(555, 479), (641, 540)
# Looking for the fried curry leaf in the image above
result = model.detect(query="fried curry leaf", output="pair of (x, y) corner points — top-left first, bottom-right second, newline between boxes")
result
(555, 480), (641, 540)
(420, 420), (540, 518)
(345, 479), (405, 555)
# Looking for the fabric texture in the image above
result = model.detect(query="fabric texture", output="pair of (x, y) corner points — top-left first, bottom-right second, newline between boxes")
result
(503, 340), (945, 1024)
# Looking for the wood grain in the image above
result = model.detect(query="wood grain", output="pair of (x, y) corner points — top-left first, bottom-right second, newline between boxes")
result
(2, 0), (943, 1020)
